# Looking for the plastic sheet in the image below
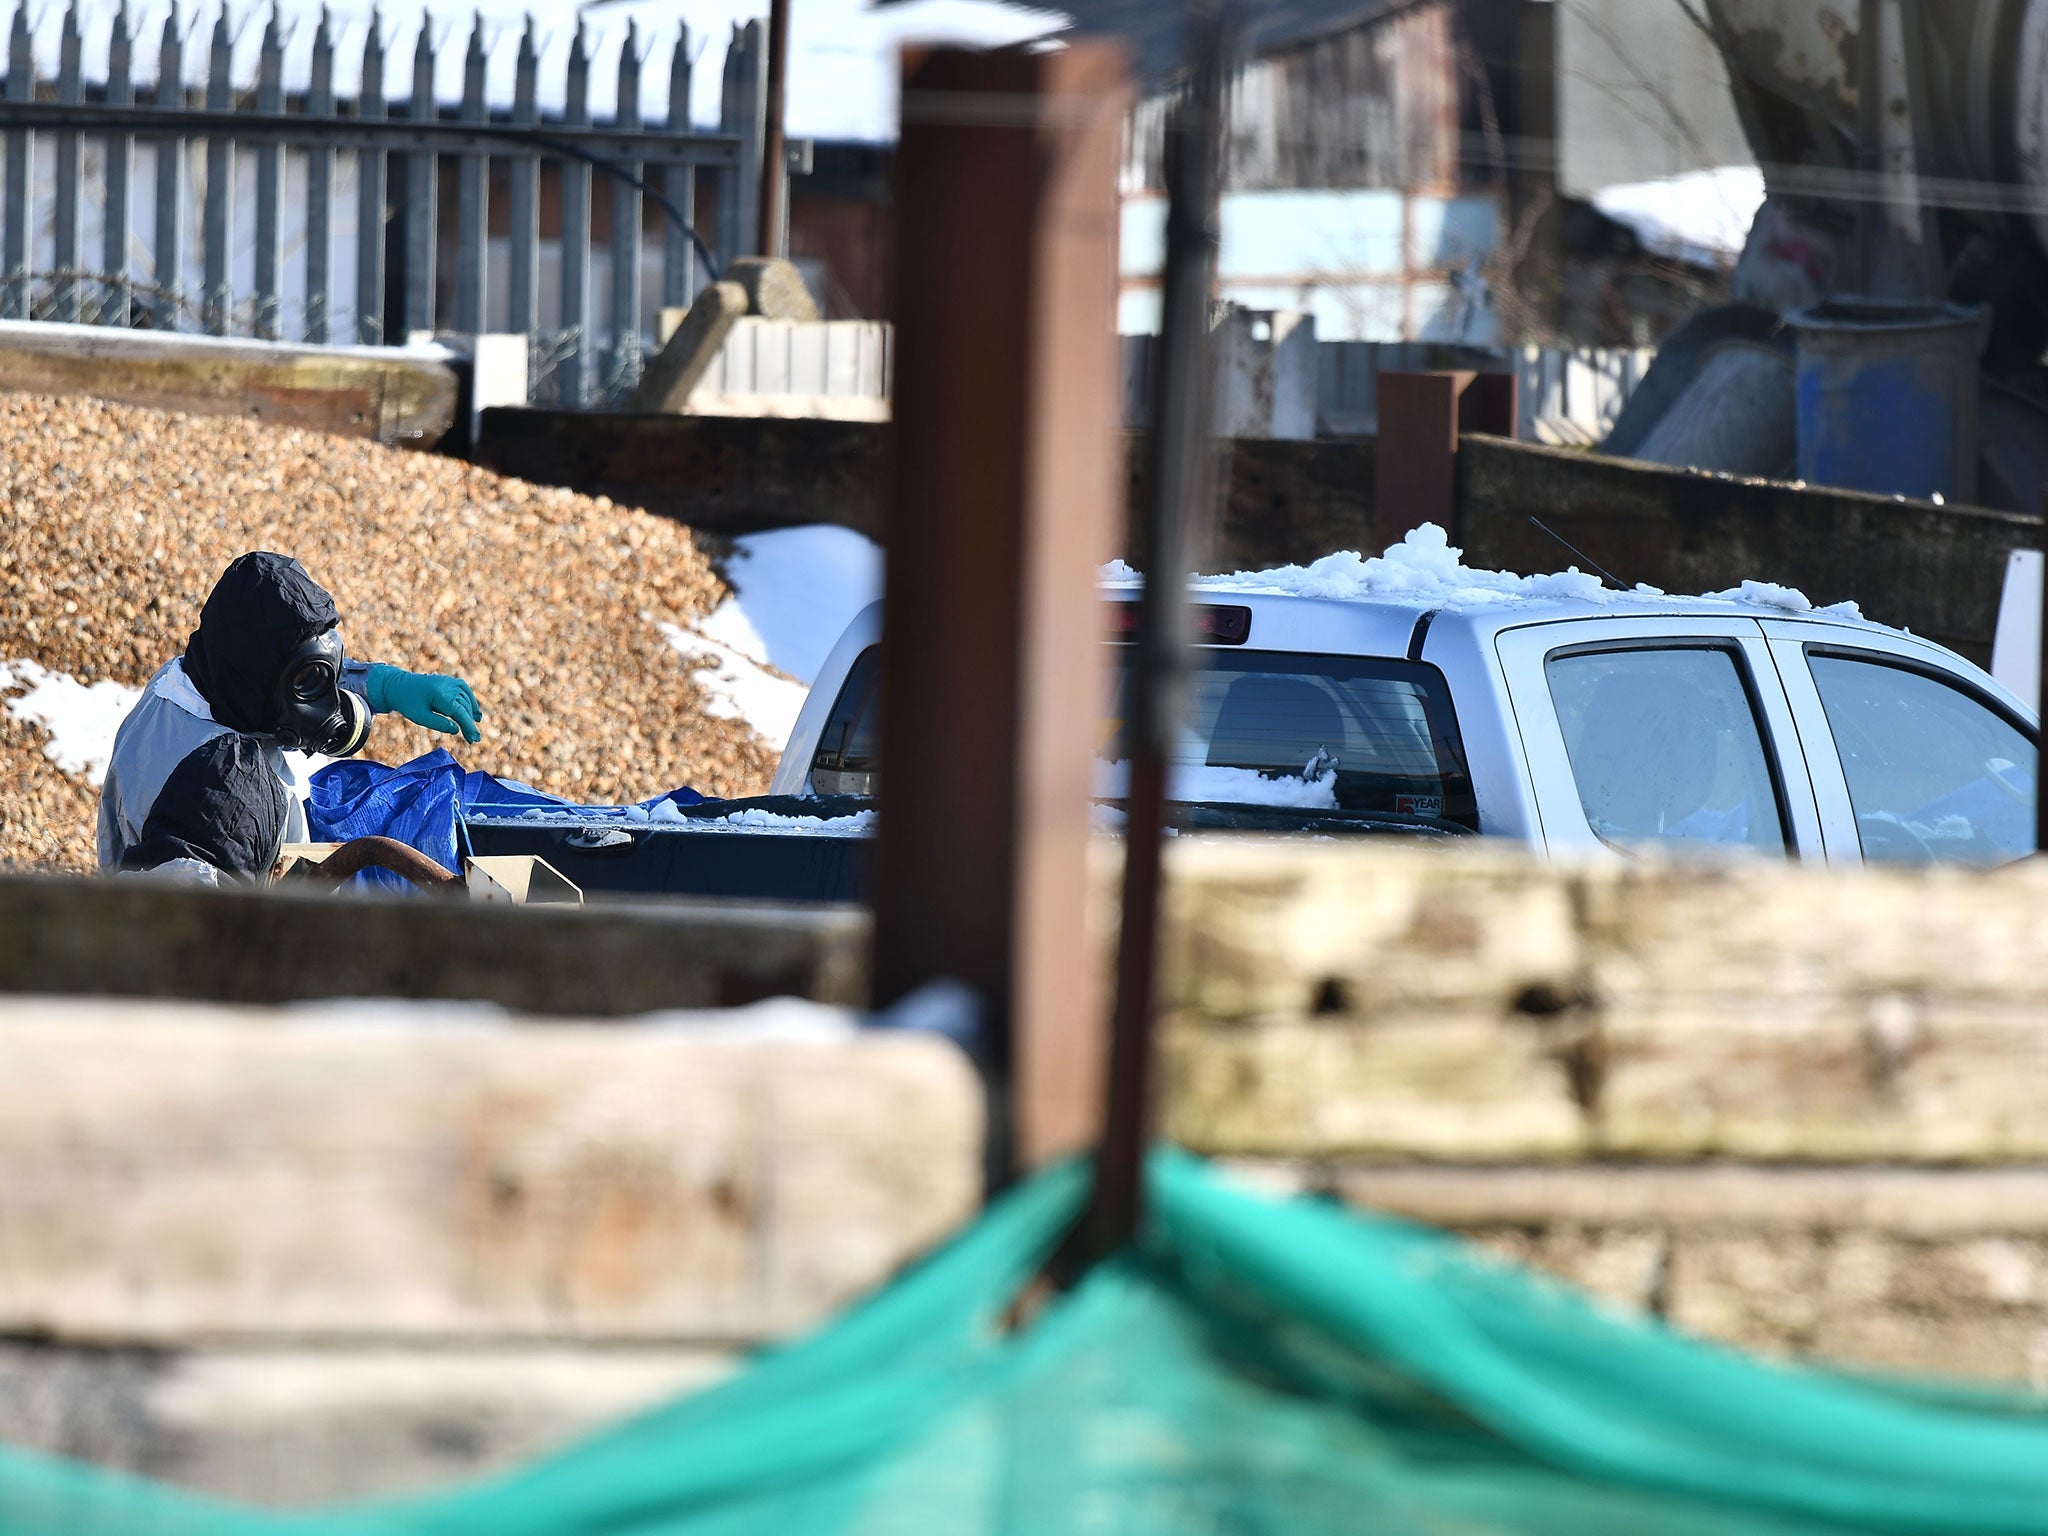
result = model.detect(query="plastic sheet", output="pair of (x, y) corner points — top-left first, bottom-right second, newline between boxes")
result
(306, 749), (704, 888)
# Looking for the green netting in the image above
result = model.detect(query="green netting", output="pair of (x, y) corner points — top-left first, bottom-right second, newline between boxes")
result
(7, 1151), (2048, 1536)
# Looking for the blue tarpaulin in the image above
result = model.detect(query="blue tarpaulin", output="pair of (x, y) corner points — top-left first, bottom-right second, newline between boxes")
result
(308, 750), (705, 890)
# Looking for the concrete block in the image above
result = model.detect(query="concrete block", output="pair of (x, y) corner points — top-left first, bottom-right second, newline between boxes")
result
(632, 282), (750, 411)
(1213, 307), (1316, 440)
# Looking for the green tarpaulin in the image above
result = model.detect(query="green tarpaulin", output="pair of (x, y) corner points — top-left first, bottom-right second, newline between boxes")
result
(7, 1152), (2047, 1536)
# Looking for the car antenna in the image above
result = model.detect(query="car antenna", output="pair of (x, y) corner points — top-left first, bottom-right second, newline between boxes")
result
(1527, 516), (1628, 590)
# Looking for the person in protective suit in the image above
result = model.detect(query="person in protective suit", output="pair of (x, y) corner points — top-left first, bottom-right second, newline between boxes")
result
(99, 551), (484, 883)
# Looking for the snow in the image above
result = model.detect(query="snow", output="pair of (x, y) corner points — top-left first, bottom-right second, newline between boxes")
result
(1590, 166), (1765, 268)
(1107, 524), (1880, 627)
(0, 660), (139, 786)
(1704, 579), (1862, 620)
(1094, 758), (1339, 811)
(712, 526), (883, 683)
(1141, 522), (1619, 611)
(659, 524), (882, 753)
(1, 0), (1068, 144)
(501, 802), (876, 835)
(712, 807), (877, 835)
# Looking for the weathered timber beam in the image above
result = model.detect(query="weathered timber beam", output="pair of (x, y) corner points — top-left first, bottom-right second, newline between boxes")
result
(1232, 1162), (2048, 1238)
(1160, 840), (2048, 1164)
(0, 320), (458, 445)
(0, 997), (978, 1343)
(0, 874), (867, 1013)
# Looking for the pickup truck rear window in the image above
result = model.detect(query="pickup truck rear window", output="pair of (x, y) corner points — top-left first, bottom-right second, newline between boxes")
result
(810, 644), (1477, 830)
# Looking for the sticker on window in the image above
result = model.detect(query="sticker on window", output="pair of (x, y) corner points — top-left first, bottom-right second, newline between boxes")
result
(1395, 794), (1443, 817)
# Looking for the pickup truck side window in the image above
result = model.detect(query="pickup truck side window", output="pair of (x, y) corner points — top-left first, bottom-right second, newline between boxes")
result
(1545, 646), (1786, 854)
(1807, 651), (2034, 867)
(808, 645), (881, 795)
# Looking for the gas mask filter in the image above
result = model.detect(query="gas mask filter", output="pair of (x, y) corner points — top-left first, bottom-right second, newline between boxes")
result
(271, 628), (371, 757)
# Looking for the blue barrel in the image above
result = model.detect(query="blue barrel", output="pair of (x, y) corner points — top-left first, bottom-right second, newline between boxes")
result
(1791, 301), (1987, 502)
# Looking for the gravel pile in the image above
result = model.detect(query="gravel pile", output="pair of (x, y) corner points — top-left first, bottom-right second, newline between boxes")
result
(0, 391), (778, 875)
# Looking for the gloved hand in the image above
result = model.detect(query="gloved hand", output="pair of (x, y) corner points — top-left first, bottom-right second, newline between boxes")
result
(365, 664), (484, 744)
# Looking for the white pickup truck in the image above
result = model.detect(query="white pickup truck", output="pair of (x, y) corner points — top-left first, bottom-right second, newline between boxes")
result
(471, 533), (2037, 895)
(775, 544), (2039, 869)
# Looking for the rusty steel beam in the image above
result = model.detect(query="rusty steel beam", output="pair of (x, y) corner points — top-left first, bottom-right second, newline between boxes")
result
(872, 42), (1129, 1176)
(1085, 0), (1226, 1260)
(1377, 369), (1516, 544)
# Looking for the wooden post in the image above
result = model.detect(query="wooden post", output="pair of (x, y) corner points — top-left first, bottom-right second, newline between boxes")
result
(872, 43), (1129, 1175)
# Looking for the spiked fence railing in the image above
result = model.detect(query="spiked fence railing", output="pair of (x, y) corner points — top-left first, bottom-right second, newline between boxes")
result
(0, 4), (770, 404)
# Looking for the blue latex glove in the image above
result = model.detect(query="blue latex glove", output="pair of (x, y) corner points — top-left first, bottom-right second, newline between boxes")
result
(365, 664), (483, 744)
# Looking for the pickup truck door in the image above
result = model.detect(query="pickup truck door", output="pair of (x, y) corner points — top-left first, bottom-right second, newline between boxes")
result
(1760, 621), (2038, 868)
(1494, 616), (1825, 863)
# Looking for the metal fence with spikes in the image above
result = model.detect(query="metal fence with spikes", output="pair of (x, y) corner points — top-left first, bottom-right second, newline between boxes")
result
(0, 3), (771, 404)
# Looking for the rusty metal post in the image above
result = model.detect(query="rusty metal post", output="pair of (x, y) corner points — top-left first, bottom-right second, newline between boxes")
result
(757, 0), (790, 258)
(1378, 369), (1517, 546)
(873, 44), (1130, 1174)
(1084, 0), (1225, 1259)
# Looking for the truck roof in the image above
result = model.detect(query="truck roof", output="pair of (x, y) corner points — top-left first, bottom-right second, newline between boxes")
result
(1098, 523), (1912, 655)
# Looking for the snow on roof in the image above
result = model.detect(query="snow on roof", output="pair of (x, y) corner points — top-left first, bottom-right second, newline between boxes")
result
(1103, 523), (1868, 623)
(6, 0), (1067, 142)
(1589, 165), (1765, 268)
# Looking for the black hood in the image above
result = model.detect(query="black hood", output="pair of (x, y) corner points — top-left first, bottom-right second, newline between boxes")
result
(119, 733), (289, 880)
(184, 553), (341, 734)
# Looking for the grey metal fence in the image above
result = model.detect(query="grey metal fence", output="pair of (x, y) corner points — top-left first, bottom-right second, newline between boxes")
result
(0, 4), (772, 404)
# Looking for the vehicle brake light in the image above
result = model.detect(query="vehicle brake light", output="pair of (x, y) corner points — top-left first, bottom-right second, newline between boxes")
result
(1107, 602), (1251, 645)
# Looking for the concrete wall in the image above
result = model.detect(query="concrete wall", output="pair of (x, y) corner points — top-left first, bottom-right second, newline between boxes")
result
(0, 995), (982, 1506)
(472, 412), (2028, 663)
(1159, 840), (2048, 1386)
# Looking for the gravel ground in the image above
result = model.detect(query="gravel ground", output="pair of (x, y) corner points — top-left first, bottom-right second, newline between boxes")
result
(0, 391), (778, 875)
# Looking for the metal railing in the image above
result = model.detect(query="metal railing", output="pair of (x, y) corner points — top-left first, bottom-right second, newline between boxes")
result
(0, 4), (772, 404)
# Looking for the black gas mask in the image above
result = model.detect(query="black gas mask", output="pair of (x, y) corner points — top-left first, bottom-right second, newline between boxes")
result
(271, 628), (371, 757)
